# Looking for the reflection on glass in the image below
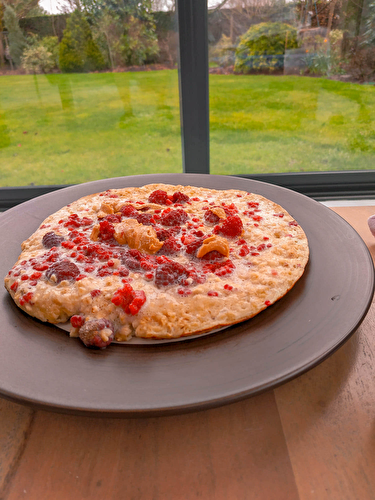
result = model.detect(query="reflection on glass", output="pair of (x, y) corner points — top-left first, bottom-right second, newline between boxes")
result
(0, 0), (180, 187)
(208, 0), (375, 175)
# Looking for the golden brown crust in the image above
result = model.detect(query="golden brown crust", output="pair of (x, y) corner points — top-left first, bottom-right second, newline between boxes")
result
(4, 183), (309, 343)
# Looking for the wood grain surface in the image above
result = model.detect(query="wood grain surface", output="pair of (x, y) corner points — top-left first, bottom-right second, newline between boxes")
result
(0, 205), (374, 500)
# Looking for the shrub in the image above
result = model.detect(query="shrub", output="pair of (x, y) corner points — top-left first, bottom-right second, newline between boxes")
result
(234, 22), (298, 73)
(21, 45), (54, 73)
(59, 9), (106, 73)
(40, 36), (60, 69)
(121, 15), (159, 66)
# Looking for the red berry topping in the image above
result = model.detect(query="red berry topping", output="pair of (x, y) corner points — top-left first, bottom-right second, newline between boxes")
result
(172, 191), (189, 203)
(136, 213), (155, 226)
(99, 220), (115, 241)
(90, 289), (101, 297)
(19, 292), (33, 306)
(103, 213), (122, 224)
(148, 190), (169, 205)
(204, 210), (220, 224)
(215, 215), (243, 238)
(207, 291), (219, 297)
(112, 284), (146, 315)
(120, 205), (138, 217)
(42, 232), (65, 249)
(45, 260), (80, 284)
(160, 236), (181, 255)
(154, 261), (189, 288)
(10, 282), (18, 291)
(78, 318), (114, 348)
(160, 209), (189, 227)
(70, 315), (85, 328)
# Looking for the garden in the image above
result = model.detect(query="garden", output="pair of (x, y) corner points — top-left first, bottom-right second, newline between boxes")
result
(1, 0), (375, 186)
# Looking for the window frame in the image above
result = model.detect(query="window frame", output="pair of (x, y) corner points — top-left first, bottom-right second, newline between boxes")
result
(0, 0), (374, 211)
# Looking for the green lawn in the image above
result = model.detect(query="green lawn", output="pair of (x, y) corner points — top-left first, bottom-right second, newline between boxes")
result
(1, 70), (375, 187)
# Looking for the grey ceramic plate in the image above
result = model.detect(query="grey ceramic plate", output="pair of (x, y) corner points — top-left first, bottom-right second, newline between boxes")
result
(0, 174), (373, 417)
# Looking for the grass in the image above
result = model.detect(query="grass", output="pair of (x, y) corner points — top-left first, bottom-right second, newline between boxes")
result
(1, 70), (375, 186)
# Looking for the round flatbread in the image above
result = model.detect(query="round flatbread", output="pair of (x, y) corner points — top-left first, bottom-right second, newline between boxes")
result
(4, 184), (309, 348)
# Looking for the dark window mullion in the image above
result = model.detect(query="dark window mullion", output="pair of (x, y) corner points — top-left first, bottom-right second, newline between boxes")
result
(176, 0), (210, 174)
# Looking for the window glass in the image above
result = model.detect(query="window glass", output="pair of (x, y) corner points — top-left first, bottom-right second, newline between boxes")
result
(208, 0), (375, 175)
(0, 1), (181, 187)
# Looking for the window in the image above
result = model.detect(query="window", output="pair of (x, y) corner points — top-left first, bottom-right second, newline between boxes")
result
(0, 0), (374, 209)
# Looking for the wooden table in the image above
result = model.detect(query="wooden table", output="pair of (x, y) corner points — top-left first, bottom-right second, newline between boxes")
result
(1, 205), (374, 500)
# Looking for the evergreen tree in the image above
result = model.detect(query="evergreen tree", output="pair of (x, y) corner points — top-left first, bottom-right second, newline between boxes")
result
(3, 5), (27, 67)
(59, 9), (106, 72)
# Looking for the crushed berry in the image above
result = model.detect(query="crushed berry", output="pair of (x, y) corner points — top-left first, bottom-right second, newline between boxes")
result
(70, 315), (85, 328)
(265, 300), (271, 306)
(19, 292), (33, 306)
(215, 215), (243, 238)
(224, 284), (233, 290)
(160, 209), (189, 227)
(10, 282), (18, 291)
(61, 241), (75, 249)
(172, 191), (189, 203)
(273, 213), (284, 218)
(136, 213), (155, 226)
(99, 220), (115, 241)
(154, 261), (189, 288)
(239, 245), (250, 257)
(178, 288), (192, 296)
(148, 190), (169, 204)
(289, 221), (299, 226)
(207, 291), (219, 297)
(91, 289), (101, 297)
(159, 236), (181, 255)
(45, 260), (80, 284)
(112, 284), (146, 315)
(42, 232), (65, 249)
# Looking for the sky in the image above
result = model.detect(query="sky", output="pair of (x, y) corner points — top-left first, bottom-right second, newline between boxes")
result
(39, 0), (221, 15)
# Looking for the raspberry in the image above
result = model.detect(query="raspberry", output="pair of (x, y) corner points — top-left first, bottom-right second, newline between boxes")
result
(204, 210), (220, 224)
(154, 261), (189, 287)
(160, 209), (189, 227)
(203, 259), (235, 277)
(99, 220), (115, 241)
(123, 257), (141, 271)
(136, 213), (155, 226)
(78, 318), (114, 348)
(223, 203), (239, 216)
(216, 215), (243, 238)
(19, 292), (33, 306)
(42, 232), (65, 249)
(172, 191), (189, 203)
(120, 205), (138, 217)
(160, 236), (181, 255)
(45, 260), (80, 284)
(184, 235), (205, 255)
(112, 284), (146, 315)
(70, 315), (85, 328)
(155, 227), (181, 241)
(201, 250), (224, 261)
(103, 214), (122, 224)
(148, 190), (169, 204)
(90, 289), (101, 297)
